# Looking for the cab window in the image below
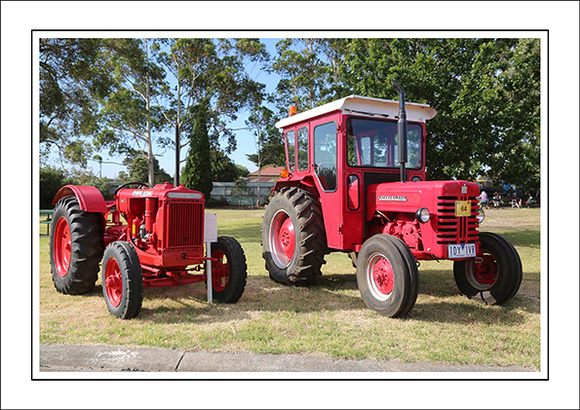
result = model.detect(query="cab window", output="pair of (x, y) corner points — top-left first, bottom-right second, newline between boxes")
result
(297, 126), (309, 171)
(286, 130), (296, 172)
(346, 117), (423, 169)
(313, 122), (337, 191)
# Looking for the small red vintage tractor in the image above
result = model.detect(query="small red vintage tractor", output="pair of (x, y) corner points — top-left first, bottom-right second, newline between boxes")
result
(49, 182), (247, 319)
(262, 82), (522, 317)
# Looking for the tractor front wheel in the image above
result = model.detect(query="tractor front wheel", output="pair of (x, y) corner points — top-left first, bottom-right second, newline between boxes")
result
(102, 241), (144, 319)
(210, 236), (248, 303)
(453, 232), (522, 305)
(262, 187), (326, 286)
(356, 234), (419, 318)
(49, 196), (104, 294)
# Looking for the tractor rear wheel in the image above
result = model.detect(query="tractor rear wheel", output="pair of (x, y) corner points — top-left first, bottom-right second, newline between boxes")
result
(356, 234), (419, 318)
(102, 241), (143, 319)
(453, 232), (522, 305)
(50, 196), (104, 295)
(210, 236), (247, 303)
(262, 187), (326, 286)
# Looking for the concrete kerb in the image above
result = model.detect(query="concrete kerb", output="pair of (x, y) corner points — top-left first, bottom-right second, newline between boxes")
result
(39, 344), (536, 373)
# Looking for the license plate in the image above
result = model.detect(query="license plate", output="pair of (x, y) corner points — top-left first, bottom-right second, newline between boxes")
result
(455, 200), (471, 217)
(448, 243), (476, 259)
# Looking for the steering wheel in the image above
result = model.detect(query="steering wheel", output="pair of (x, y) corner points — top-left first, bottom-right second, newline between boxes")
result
(114, 181), (149, 197)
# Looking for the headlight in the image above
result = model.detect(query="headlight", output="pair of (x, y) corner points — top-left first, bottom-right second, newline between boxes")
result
(411, 176), (421, 182)
(476, 208), (485, 223)
(415, 207), (430, 223)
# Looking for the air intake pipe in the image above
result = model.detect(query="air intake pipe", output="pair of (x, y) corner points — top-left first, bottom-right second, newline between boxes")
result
(391, 81), (408, 183)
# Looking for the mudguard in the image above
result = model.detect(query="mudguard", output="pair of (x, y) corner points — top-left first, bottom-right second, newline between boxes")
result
(52, 185), (108, 213)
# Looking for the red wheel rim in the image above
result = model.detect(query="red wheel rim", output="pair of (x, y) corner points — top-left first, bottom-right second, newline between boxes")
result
(469, 253), (498, 289)
(211, 249), (229, 292)
(269, 210), (295, 268)
(367, 253), (395, 300)
(104, 258), (123, 307)
(53, 217), (72, 278)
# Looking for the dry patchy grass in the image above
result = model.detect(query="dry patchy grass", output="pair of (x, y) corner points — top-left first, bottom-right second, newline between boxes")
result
(38, 207), (542, 370)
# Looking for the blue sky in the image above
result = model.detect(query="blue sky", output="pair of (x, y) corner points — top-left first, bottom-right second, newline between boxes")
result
(86, 38), (282, 179)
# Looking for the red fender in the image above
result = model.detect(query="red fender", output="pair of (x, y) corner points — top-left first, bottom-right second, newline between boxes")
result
(52, 185), (108, 213)
(272, 175), (320, 201)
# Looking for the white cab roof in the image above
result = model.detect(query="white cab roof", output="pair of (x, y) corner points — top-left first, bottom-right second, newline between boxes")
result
(275, 95), (437, 129)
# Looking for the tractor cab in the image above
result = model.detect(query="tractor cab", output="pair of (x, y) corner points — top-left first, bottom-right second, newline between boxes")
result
(274, 95), (436, 251)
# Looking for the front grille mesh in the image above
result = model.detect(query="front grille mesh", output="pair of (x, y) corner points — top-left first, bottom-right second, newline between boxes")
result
(166, 202), (203, 248)
(435, 195), (479, 244)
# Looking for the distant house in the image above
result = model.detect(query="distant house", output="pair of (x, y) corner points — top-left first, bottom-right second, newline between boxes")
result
(247, 165), (285, 183)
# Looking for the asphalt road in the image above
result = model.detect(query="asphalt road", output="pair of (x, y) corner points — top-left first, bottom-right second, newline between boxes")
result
(39, 344), (536, 373)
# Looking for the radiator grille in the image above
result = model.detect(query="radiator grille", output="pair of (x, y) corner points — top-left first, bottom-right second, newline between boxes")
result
(165, 202), (203, 248)
(435, 195), (479, 244)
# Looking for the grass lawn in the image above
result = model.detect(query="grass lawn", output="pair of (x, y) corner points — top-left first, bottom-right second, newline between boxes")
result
(38, 207), (542, 370)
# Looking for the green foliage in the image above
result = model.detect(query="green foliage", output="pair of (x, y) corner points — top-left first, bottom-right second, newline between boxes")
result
(211, 149), (247, 182)
(128, 156), (172, 185)
(40, 38), (113, 166)
(328, 38), (541, 187)
(272, 39), (335, 111)
(236, 165), (250, 179)
(181, 102), (213, 199)
(116, 170), (130, 183)
(39, 166), (75, 209)
(245, 105), (285, 168)
(40, 166), (114, 207)
(154, 37), (269, 176)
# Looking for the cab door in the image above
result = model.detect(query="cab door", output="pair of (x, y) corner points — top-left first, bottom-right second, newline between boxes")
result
(311, 119), (344, 250)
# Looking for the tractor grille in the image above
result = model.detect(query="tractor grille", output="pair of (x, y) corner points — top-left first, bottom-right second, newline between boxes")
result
(435, 195), (479, 244)
(165, 202), (204, 248)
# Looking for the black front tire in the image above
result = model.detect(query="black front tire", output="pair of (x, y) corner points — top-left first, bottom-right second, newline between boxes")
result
(356, 234), (419, 318)
(102, 241), (144, 319)
(210, 236), (248, 303)
(453, 232), (522, 305)
(262, 187), (326, 286)
(49, 196), (104, 295)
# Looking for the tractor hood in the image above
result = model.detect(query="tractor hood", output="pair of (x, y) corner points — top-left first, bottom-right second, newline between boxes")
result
(366, 180), (480, 219)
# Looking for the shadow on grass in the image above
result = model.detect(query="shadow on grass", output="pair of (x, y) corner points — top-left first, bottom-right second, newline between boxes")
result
(115, 269), (536, 326)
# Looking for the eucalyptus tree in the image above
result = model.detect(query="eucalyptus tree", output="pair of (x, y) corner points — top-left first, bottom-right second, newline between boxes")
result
(95, 38), (170, 186)
(271, 38), (338, 112)
(39, 38), (113, 166)
(153, 38), (269, 185)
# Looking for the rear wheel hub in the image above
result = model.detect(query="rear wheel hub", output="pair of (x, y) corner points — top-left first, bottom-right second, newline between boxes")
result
(269, 210), (296, 268)
(53, 217), (72, 278)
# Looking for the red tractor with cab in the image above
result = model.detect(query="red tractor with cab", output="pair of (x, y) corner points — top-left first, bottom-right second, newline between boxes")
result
(50, 182), (247, 319)
(262, 82), (522, 317)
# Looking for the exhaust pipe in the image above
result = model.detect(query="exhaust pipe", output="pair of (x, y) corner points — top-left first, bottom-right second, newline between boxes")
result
(391, 81), (407, 183)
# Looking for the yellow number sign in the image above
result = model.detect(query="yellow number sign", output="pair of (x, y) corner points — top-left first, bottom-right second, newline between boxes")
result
(455, 201), (471, 217)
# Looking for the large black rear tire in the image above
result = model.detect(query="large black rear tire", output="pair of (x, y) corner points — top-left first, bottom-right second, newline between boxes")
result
(356, 234), (419, 318)
(49, 196), (104, 295)
(210, 236), (248, 303)
(453, 232), (522, 305)
(262, 187), (326, 286)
